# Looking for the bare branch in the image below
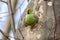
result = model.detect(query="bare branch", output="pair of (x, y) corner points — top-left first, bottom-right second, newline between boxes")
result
(0, 29), (10, 40)
(0, 29), (20, 40)
(7, 0), (18, 40)
(0, 0), (8, 4)
(52, 0), (57, 40)
(7, 0), (16, 35)
(18, 28), (24, 40)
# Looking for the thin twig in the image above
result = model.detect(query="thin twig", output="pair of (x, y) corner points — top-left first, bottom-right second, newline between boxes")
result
(7, 0), (16, 35)
(18, 28), (24, 40)
(0, 29), (20, 40)
(7, 0), (17, 40)
(52, 0), (57, 40)
(0, 0), (8, 4)
(0, 29), (10, 40)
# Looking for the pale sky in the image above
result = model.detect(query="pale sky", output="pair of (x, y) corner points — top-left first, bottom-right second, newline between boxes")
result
(0, 0), (28, 40)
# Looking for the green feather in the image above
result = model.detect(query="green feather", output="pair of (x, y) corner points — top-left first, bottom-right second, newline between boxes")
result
(25, 8), (35, 25)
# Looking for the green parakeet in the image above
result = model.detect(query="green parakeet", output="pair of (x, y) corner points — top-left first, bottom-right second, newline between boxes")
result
(25, 8), (35, 25)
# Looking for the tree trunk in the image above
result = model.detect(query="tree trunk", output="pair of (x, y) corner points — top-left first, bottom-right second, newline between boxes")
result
(16, 0), (55, 40)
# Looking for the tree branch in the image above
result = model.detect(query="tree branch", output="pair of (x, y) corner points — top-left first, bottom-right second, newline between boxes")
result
(0, 0), (8, 4)
(52, 0), (57, 40)
(0, 29), (20, 40)
(0, 29), (10, 40)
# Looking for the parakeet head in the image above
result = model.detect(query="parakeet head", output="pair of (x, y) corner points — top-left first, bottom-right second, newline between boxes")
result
(26, 8), (32, 14)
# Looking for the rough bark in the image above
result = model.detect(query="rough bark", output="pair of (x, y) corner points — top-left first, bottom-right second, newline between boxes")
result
(17, 0), (55, 40)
